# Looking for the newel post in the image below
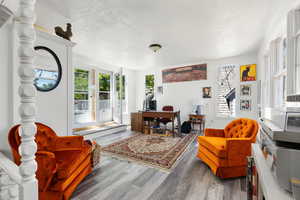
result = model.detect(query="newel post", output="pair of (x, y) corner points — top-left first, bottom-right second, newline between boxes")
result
(17, 0), (38, 199)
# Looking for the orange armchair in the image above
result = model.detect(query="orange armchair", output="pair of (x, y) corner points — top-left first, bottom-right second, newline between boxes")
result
(8, 123), (92, 200)
(197, 118), (258, 178)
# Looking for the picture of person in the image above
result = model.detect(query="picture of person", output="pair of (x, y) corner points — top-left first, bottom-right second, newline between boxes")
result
(240, 64), (256, 82)
(240, 99), (251, 111)
(203, 87), (212, 98)
(240, 85), (251, 96)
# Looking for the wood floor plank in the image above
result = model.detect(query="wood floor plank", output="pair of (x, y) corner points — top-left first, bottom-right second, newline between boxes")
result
(71, 131), (246, 200)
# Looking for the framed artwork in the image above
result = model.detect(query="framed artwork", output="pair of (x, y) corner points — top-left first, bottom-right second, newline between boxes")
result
(240, 85), (251, 96)
(162, 64), (207, 83)
(240, 99), (251, 111)
(157, 86), (163, 95)
(240, 64), (256, 82)
(202, 87), (212, 98)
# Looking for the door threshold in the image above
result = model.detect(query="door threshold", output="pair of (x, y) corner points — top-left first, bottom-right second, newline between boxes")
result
(73, 121), (126, 136)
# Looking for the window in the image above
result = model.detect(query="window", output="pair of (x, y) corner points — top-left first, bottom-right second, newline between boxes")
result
(262, 54), (271, 107)
(269, 38), (287, 107)
(99, 73), (111, 100)
(34, 69), (58, 90)
(296, 33), (300, 93)
(216, 65), (236, 117)
(74, 69), (93, 123)
(287, 8), (300, 95)
(115, 74), (125, 100)
(115, 73), (127, 114)
(98, 72), (112, 122)
(145, 74), (154, 96)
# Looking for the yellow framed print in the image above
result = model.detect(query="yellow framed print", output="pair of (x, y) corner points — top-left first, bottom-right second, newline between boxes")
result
(240, 64), (256, 82)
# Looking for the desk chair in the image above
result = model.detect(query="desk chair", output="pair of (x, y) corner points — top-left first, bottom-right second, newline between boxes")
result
(159, 105), (174, 132)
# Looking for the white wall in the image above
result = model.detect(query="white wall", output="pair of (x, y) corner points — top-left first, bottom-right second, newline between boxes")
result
(35, 33), (73, 136)
(5, 0), (18, 14)
(123, 68), (137, 124)
(0, 25), (14, 158)
(136, 53), (258, 129)
(10, 30), (75, 137)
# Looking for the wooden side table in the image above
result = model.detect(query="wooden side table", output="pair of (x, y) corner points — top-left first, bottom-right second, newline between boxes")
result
(189, 114), (205, 134)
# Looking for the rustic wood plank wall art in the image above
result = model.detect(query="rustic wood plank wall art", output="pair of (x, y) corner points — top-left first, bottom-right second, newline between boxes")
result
(162, 64), (207, 83)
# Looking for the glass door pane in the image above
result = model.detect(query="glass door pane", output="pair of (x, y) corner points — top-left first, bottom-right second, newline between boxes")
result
(98, 72), (112, 122)
(296, 37), (300, 93)
(114, 73), (122, 123)
(74, 69), (93, 123)
(113, 72), (126, 123)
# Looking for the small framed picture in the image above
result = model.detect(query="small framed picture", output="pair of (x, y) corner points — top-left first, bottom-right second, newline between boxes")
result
(240, 85), (251, 96)
(203, 87), (212, 98)
(157, 86), (163, 95)
(240, 99), (251, 111)
(240, 64), (256, 82)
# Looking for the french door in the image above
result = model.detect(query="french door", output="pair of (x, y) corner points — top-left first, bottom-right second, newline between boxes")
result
(74, 67), (125, 127)
(98, 71), (113, 123)
(74, 69), (95, 124)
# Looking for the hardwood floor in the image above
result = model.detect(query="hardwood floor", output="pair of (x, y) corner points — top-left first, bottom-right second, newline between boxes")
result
(71, 131), (246, 200)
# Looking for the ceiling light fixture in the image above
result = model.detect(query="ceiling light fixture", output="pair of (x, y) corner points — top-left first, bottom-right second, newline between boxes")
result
(149, 43), (162, 53)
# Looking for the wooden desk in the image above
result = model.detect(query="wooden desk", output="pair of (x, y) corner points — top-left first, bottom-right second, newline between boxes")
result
(131, 112), (143, 132)
(142, 111), (181, 137)
(189, 114), (205, 134)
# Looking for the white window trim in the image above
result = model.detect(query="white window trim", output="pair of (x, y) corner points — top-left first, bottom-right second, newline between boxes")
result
(263, 37), (288, 109)
(287, 8), (300, 95)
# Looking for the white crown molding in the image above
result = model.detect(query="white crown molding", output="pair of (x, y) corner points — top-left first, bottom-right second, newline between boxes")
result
(36, 28), (76, 47)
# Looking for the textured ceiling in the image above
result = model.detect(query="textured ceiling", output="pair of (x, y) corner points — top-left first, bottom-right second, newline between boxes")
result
(35, 0), (299, 70)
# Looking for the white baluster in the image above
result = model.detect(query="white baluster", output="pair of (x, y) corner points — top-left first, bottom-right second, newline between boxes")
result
(17, 0), (38, 199)
(0, 169), (19, 200)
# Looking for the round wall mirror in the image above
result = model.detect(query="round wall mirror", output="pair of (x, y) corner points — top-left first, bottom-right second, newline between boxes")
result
(34, 46), (62, 92)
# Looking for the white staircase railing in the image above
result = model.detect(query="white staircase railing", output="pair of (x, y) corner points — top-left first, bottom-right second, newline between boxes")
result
(17, 0), (38, 199)
(0, 153), (21, 200)
(0, 0), (38, 199)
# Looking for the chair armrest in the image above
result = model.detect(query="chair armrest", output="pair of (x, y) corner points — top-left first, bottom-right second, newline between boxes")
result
(204, 129), (225, 137)
(226, 138), (252, 166)
(54, 136), (84, 151)
(36, 151), (57, 192)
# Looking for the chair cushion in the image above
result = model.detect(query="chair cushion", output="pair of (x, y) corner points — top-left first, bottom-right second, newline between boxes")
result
(224, 118), (255, 139)
(198, 144), (228, 167)
(198, 136), (227, 158)
(55, 142), (91, 180)
(51, 155), (91, 192)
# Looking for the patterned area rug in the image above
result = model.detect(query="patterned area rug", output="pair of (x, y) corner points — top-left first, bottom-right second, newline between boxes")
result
(102, 134), (196, 170)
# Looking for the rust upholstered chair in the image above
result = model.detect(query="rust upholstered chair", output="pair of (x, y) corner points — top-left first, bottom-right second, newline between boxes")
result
(8, 123), (92, 200)
(197, 118), (258, 179)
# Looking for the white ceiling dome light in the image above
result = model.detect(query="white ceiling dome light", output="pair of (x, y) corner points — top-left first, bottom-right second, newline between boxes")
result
(149, 44), (162, 53)
(0, 1), (13, 28)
